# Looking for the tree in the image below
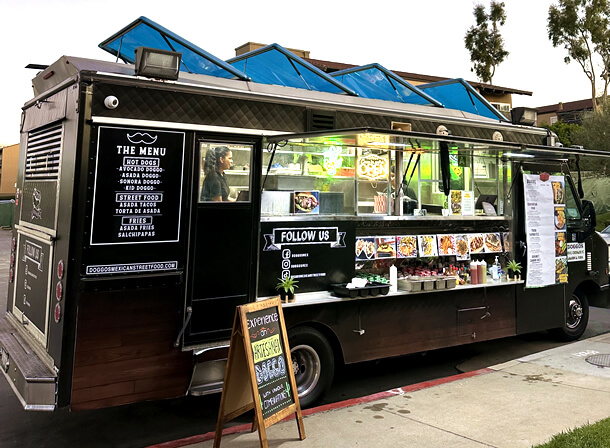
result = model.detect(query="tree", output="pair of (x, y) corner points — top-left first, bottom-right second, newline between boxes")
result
(569, 99), (610, 173)
(547, 0), (610, 110)
(539, 120), (582, 147)
(464, 2), (509, 84)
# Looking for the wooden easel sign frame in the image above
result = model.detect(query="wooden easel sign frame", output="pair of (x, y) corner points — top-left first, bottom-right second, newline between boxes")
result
(214, 297), (305, 448)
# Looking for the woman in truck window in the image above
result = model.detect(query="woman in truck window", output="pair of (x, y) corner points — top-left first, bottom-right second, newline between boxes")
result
(201, 146), (234, 202)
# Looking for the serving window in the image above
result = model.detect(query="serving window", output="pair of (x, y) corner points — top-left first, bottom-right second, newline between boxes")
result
(261, 142), (357, 215)
(261, 131), (509, 218)
(198, 142), (253, 203)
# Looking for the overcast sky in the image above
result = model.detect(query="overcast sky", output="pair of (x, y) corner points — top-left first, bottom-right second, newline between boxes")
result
(0, 0), (601, 144)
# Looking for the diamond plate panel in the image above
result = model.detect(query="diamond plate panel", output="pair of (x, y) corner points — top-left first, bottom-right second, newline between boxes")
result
(92, 81), (547, 145)
(93, 83), (305, 132)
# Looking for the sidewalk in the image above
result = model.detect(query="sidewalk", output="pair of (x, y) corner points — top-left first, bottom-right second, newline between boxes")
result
(150, 333), (610, 448)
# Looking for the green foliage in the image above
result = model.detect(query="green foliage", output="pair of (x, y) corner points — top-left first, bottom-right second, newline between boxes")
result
(276, 276), (299, 294)
(539, 121), (582, 147)
(533, 416), (610, 447)
(572, 99), (610, 173)
(547, 0), (610, 106)
(594, 211), (610, 231)
(506, 259), (522, 273)
(464, 2), (509, 84)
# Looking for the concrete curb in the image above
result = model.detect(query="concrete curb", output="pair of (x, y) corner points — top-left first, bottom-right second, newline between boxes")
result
(147, 368), (493, 448)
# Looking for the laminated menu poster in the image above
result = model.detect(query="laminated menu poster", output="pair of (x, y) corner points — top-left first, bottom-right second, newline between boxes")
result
(294, 191), (320, 214)
(418, 235), (438, 257)
(455, 235), (470, 260)
(523, 174), (568, 287)
(396, 236), (418, 258)
(450, 190), (474, 216)
(437, 234), (457, 256)
(376, 236), (396, 259)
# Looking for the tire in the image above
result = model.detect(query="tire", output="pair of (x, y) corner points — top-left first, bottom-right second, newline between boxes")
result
(288, 326), (335, 408)
(549, 290), (589, 342)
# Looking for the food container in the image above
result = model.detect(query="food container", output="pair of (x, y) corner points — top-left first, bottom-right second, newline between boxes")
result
(445, 276), (457, 289)
(331, 284), (359, 298)
(435, 277), (446, 290)
(398, 277), (423, 292)
(331, 282), (389, 298)
(423, 279), (435, 291)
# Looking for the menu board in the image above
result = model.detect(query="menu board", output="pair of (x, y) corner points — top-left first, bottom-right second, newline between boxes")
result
(523, 174), (567, 287)
(214, 298), (305, 445)
(246, 306), (294, 418)
(90, 126), (185, 246)
(13, 233), (53, 337)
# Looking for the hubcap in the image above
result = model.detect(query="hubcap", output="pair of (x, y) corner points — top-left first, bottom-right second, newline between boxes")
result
(566, 296), (583, 330)
(291, 344), (321, 398)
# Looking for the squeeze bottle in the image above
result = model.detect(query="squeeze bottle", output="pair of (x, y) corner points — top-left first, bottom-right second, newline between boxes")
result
(389, 265), (398, 293)
(469, 260), (478, 285)
(479, 259), (487, 284)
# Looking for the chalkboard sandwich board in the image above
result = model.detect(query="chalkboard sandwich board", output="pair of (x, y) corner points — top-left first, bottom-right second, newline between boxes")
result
(214, 297), (305, 448)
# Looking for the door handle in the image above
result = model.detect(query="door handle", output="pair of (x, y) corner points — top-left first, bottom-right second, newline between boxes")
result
(174, 306), (192, 347)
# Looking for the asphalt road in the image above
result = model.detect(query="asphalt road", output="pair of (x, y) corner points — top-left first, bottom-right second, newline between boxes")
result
(0, 227), (609, 448)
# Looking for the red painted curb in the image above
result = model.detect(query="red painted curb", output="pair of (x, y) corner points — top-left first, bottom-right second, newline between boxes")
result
(146, 368), (494, 448)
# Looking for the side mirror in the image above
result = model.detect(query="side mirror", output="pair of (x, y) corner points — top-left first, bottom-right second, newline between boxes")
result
(577, 200), (596, 242)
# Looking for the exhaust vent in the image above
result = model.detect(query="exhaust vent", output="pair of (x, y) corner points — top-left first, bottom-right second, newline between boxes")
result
(306, 110), (336, 131)
(25, 123), (63, 180)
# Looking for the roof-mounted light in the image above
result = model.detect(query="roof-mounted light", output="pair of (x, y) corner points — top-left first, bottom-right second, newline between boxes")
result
(134, 46), (181, 80)
(511, 107), (537, 126)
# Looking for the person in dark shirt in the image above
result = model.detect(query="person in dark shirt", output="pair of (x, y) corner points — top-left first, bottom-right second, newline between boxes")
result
(201, 146), (234, 202)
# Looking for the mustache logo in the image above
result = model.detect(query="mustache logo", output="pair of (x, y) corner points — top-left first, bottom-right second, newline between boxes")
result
(126, 132), (158, 145)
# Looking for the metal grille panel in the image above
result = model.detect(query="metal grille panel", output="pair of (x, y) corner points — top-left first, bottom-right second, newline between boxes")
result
(26, 124), (63, 180)
(586, 354), (610, 368)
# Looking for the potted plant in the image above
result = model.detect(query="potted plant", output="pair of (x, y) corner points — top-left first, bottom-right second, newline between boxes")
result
(442, 197), (450, 216)
(276, 276), (299, 303)
(506, 260), (522, 281)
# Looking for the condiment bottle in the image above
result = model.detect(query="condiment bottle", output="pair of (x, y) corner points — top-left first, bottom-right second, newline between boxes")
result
(478, 260), (487, 283)
(470, 260), (478, 285)
(492, 256), (500, 281)
(389, 265), (397, 293)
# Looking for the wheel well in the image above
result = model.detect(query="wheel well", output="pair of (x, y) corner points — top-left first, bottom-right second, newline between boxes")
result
(575, 280), (605, 308)
(287, 322), (344, 366)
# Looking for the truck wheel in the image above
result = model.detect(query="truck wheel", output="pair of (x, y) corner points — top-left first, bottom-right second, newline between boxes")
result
(550, 290), (589, 342)
(288, 326), (334, 408)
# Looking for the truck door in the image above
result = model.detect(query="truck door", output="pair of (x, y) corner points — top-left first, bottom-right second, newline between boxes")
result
(184, 137), (260, 345)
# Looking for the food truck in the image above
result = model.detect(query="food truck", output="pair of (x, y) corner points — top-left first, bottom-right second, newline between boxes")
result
(1, 17), (609, 411)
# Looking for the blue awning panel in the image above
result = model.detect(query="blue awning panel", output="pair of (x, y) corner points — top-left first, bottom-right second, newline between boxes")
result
(98, 16), (248, 80)
(331, 64), (443, 107)
(418, 78), (509, 121)
(227, 44), (356, 95)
